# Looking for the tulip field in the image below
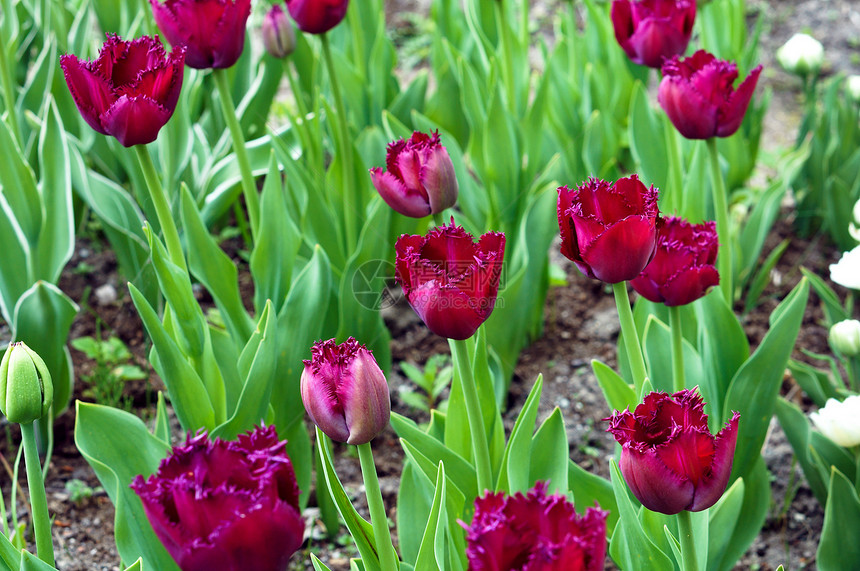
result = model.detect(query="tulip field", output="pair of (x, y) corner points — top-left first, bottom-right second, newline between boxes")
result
(1, 0), (860, 570)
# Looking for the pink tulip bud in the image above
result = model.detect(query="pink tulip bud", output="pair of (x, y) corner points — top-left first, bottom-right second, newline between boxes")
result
(659, 50), (762, 139)
(262, 4), (296, 58)
(301, 338), (390, 445)
(611, 0), (696, 68)
(149, 0), (251, 69)
(285, 0), (349, 35)
(607, 389), (740, 514)
(557, 175), (660, 284)
(60, 35), (185, 147)
(370, 131), (459, 218)
(630, 216), (719, 306)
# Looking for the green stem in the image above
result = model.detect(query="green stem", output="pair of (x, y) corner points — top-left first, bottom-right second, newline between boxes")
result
(670, 305), (685, 392)
(664, 119), (685, 215)
(495, 0), (517, 114)
(320, 33), (358, 253)
(284, 60), (322, 178)
(433, 212), (446, 227)
(518, 0), (529, 52)
(0, 29), (20, 147)
(706, 138), (732, 305)
(20, 423), (53, 566)
(451, 338), (493, 494)
(848, 356), (859, 393)
(677, 510), (699, 571)
(357, 443), (399, 571)
(212, 68), (260, 242)
(612, 282), (648, 396)
(134, 145), (186, 271)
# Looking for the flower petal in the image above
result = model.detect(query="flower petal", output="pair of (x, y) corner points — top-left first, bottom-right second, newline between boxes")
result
(620, 446), (695, 514)
(99, 95), (173, 146)
(580, 215), (657, 283)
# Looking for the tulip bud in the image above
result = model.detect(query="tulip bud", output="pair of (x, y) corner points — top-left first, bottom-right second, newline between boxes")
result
(262, 4), (296, 58)
(829, 319), (860, 356)
(846, 75), (860, 104)
(301, 338), (390, 445)
(830, 245), (860, 290)
(810, 396), (860, 448)
(849, 198), (860, 243)
(0, 342), (53, 424)
(776, 33), (824, 77)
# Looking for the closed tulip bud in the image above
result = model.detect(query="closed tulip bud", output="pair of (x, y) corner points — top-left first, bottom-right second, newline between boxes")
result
(847, 75), (860, 104)
(776, 33), (824, 77)
(301, 338), (390, 445)
(810, 396), (860, 448)
(659, 50), (762, 139)
(370, 131), (458, 218)
(830, 245), (860, 290)
(286, 0), (349, 35)
(557, 175), (660, 284)
(849, 198), (860, 243)
(611, 0), (696, 69)
(0, 342), (53, 424)
(262, 4), (296, 58)
(829, 319), (860, 356)
(607, 388), (739, 514)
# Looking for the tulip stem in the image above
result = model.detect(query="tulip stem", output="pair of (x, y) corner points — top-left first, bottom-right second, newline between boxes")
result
(134, 145), (186, 272)
(357, 443), (399, 571)
(212, 68), (260, 243)
(706, 138), (732, 305)
(848, 357), (859, 393)
(670, 306), (685, 392)
(612, 282), (648, 396)
(664, 119), (685, 215)
(495, 0), (517, 114)
(451, 338), (493, 495)
(677, 510), (699, 571)
(284, 60), (322, 180)
(20, 422), (53, 566)
(321, 33), (358, 254)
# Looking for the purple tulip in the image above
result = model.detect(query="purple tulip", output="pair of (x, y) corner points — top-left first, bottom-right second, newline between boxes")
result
(658, 50), (763, 139)
(630, 216), (719, 306)
(301, 337), (390, 445)
(130, 426), (304, 571)
(370, 131), (459, 218)
(606, 389), (740, 514)
(462, 481), (608, 571)
(395, 221), (506, 340)
(262, 4), (296, 59)
(557, 175), (660, 284)
(149, 0), (251, 69)
(285, 0), (349, 35)
(60, 34), (185, 147)
(611, 0), (696, 68)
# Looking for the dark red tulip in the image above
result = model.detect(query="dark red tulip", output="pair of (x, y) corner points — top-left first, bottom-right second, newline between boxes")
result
(149, 0), (251, 69)
(606, 389), (740, 514)
(370, 131), (458, 218)
(611, 0), (696, 68)
(462, 481), (608, 571)
(301, 337), (390, 445)
(557, 175), (660, 284)
(285, 0), (349, 35)
(395, 221), (505, 340)
(60, 34), (185, 147)
(658, 50), (763, 139)
(630, 216), (719, 306)
(130, 426), (304, 571)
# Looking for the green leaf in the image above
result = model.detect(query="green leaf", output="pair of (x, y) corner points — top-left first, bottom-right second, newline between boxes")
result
(397, 461), (434, 565)
(414, 462), (447, 571)
(74, 402), (177, 570)
(817, 468), (860, 571)
(0, 109), (40, 246)
(642, 315), (705, 395)
(710, 457), (769, 571)
(122, 558), (143, 571)
(568, 459), (618, 532)
(706, 478), (744, 570)
(592, 359), (636, 412)
(310, 554), (334, 571)
(628, 82), (668, 198)
(799, 267), (848, 327)
(497, 375), (543, 494)
(529, 408), (568, 494)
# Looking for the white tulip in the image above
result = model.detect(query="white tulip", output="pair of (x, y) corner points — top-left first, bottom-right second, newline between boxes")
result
(830, 245), (860, 290)
(849, 198), (860, 243)
(810, 396), (860, 448)
(776, 33), (824, 76)
(847, 75), (860, 104)
(829, 319), (860, 356)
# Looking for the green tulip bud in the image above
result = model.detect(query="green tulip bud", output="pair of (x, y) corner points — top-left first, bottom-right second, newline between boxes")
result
(0, 342), (53, 423)
(829, 319), (860, 357)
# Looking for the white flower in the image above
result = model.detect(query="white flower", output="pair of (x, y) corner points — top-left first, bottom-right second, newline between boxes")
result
(849, 198), (860, 243)
(829, 319), (860, 356)
(847, 75), (860, 104)
(776, 33), (824, 76)
(830, 245), (860, 290)
(810, 396), (860, 447)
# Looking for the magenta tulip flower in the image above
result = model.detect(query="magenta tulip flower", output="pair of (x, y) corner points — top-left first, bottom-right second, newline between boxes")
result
(630, 216), (719, 306)
(462, 481), (608, 571)
(286, 0), (349, 35)
(370, 131), (458, 218)
(301, 337), (390, 445)
(611, 0), (696, 68)
(557, 175), (660, 284)
(607, 389), (740, 514)
(658, 50), (763, 139)
(60, 34), (185, 147)
(130, 426), (304, 571)
(149, 0), (252, 69)
(395, 221), (506, 340)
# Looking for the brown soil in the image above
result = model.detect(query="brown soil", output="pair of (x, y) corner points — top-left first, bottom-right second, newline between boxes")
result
(2, 1), (858, 570)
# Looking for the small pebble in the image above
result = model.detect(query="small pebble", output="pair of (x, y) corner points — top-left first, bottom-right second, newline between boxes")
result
(94, 284), (117, 305)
